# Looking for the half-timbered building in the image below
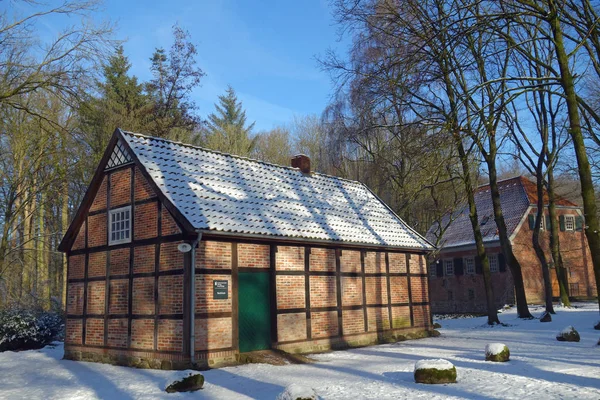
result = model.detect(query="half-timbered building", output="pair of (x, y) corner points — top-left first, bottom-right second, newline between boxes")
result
(58, 128), (434, 369)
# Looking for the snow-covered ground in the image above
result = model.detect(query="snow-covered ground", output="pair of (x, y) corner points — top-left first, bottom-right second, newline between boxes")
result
(0, 303), (599, 399)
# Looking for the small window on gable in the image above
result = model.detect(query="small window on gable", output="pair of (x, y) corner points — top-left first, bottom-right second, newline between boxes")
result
(429, 263), (437, 278)
(489, 254), (499, 273)
(109, 206), (131, 245)
(564, 215), (575, 231)
(465, 257), (475, 275)
(444, 259), (454, 276)
(105, 139), (133, 170)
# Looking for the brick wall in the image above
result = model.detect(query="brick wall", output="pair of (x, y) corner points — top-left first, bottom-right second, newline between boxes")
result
(88, 252), (106, 278)
(309, 276), (337, 307)
(238, 243), (269, 268)
(364, 251), (386, 273)
(276, 246), (304, 270)
(195, 275), (232, 313)
(90, 177), (107, 212)
(132, 277), (154, 315)
(277, 313), (307, 342)
(367, 307), (390, 331)
(86, 282), (105, 315)
(429, 245), (514, 313)
(276, 275), (306, 309)
(161, 208), (180, 236)
(157, 320), (183, 352)
(389, 252), (407, 273)
(311, 311), (339, 338)
(365, 277), (387, 305)
(109, 248), (129, 276)
(68, 255), (84, 279)
(134, 202), (158, 240)
(196, 241), (232, 269)
(134, 166), (155, 201)
(195, 318), (232, 350)
(340, 250), (361, 273)
(309, 247), (335, 271)
(110, 168), (131, 208)
(87, 214), (106, 248)
(341, 277), (363, 306)
(131, 319), (154, 349)
(85, 318), (104, 346)
(342, 309), (365, 335)
(158, 275), (183, 314)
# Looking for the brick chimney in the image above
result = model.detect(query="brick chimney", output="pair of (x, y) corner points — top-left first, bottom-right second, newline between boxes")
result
(291, 154), (311, 174)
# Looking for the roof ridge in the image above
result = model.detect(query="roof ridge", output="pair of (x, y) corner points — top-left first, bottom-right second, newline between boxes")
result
(120, 129), (363, 186)
(476, 175), (528, 189)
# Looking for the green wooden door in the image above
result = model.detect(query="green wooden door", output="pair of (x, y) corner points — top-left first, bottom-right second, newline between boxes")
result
(238, 272), (271, 353)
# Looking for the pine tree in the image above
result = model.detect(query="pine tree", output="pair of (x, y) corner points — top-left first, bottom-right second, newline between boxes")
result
(79, 46), (148, 166)
(204, 86), (256, 156)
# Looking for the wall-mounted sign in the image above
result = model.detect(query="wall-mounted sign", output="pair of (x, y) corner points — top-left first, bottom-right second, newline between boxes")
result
(177, 243), (192, 253)
(213, 280), (228, 299)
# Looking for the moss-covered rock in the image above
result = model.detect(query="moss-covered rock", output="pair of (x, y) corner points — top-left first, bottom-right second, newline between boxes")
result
(433, 323), (442, 329)
(414, 359), (457, 384)
(165, 373), (204, 393)
(485, 343), (510, 362)
(540, 312), (552, 323)
(556, 326), (580, 342)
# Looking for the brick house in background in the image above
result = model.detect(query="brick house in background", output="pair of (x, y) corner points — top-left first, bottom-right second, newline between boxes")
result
(58, 128), (434, 370)
(426, 176), (596, 314)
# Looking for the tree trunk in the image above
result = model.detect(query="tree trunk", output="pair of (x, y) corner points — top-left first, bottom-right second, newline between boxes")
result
(456, 135), (500, 325)
(61, 181), (69, 309)
(486, 157), (534, 318)
(547, 169), (571, 306)
(548, 0), (600, 313)
(532, 173), (555, 314)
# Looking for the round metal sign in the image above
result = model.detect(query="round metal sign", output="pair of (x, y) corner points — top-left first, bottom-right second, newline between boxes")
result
(177, 243), (192, 253)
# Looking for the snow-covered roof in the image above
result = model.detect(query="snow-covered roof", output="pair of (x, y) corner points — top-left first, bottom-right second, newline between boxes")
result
(120, 130), (433, 250)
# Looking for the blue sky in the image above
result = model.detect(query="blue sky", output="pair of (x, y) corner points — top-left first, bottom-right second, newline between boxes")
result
(101, 0), (345, 131)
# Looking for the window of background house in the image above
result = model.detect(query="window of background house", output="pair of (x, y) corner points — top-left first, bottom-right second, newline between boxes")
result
(465, 257), (475, 274)
(468, 289), (475, 300)
(489, 254), (499, 273)
(565, 215), (575, 231)
(448, 290), (453, 301)
(109, 206), (131, 245)
(445, 259), (454, 276)
(430, 263), (437, 278)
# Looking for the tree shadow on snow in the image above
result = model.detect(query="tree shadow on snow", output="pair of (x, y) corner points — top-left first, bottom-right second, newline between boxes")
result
(306, 361), (496, 400)
(349, 346), (600, 391)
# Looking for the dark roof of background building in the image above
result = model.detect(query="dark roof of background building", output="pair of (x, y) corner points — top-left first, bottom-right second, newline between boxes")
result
(426, 176), (579, 249)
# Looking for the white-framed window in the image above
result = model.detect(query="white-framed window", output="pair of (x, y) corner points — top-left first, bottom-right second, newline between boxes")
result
(464, 257), (475, 274)
(444, 259), (454, 276)
(109, 206), (131, 245)
(489, 254), (499, 273)
(565, 215), (575, 231)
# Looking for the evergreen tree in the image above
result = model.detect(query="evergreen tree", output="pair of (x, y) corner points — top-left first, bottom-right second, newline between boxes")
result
(204, 86), (256, 156)
(79, 46), (148, 167)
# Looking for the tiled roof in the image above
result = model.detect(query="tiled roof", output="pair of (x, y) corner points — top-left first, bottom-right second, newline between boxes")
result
(426, 176), (578, 249)
(121, 130), (433, 250)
